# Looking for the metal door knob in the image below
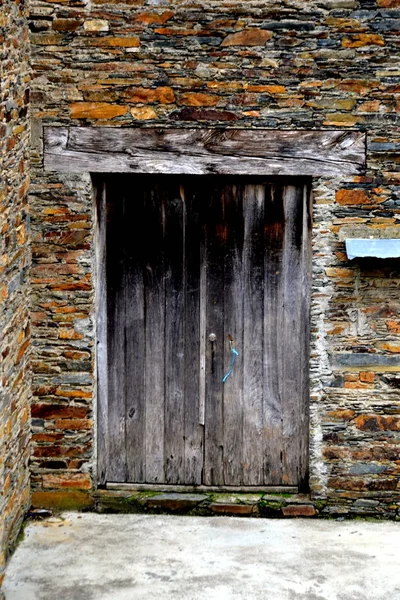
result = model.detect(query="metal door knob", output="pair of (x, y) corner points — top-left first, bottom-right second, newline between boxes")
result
(209, 333), (216, 342)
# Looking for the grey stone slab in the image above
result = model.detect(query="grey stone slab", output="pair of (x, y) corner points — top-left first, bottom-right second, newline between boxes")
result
(349, 463), (386, 475)
(149, 493), (207, 502)
(353, 499), (380, 507)
(332, 353), (400, 368)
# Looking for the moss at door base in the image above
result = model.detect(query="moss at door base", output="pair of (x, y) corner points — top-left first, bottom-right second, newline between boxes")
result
(31, 491), (95, 511)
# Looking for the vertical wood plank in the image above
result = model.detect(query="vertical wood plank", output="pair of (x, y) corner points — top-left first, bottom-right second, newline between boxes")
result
(298, 183), (312, 490)
(183, 181), (204, 484)
(242, 183), (265, 485)
(144, 181), (166, 483)
(106, 181), (127, 481)
(263, 184), (285, 485)
(164, 180), (185, 483)
(125, 177), (146, 482)
(95, 178), (109, 485)
(198, 252), (206, 428)
(221, 183), (244, 485)
(203, 181), (225, 485)
(281, 184), (304, 485)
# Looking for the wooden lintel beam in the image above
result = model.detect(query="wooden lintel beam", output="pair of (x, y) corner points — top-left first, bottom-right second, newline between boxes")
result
(44, 126), (366, 177)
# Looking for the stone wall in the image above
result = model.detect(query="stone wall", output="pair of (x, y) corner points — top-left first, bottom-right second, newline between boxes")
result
(0, 0), (31, 586)
(29, 0), (400, 516)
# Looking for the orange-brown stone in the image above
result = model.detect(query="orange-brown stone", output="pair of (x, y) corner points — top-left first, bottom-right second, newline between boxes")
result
(70, 102), (128, 119)
(325, 267), (354, 278)
(323, 114), (359, 126)
(54, 389), (92, 399)
(52, 19), (83, 32)
(245, 84), (286, 94)
(342, 34), (385, 48)
(42, 473), (92, 490)
(133, 10), (174, 24)
(336, 189), (371, 205)
(282, 505), (316, 517)
(337, 80), (379, 94)
(326, 409), (355, 420)
(387, 321), (400, 333)
(88, 36), (140, 47)
(178, 93), (219, 107)
(221, 29), (272, 47)
(210, 503), (255, 515)
(59, 329), (83, 340)
(54, 418), (92, 430)
(378, 342), (400, 353)
(355, 415), (400, 432)
(360, 372), (375, 383)
(123, 87), (175, 104)
(323, 447), (349, 460)
(33, 446), (87, 458)
(31, 404), (88, 419)
(377, 0), (400, 6)
(154, 27), (206, 36)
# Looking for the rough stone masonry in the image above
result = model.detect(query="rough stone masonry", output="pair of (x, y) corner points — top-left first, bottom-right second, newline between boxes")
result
(1, 1), (400, 574)
(27, 0), (400, 516)
(0, 0), (31, 587)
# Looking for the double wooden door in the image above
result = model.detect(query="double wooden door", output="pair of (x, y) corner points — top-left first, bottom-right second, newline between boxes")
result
(102, 175), (310, 489)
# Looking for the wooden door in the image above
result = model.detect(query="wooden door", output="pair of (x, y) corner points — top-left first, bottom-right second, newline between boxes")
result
(102, 175), (311, 489)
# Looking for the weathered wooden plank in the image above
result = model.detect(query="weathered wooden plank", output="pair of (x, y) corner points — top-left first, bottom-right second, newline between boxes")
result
(94, 177), (109, 486)
(106, 186), (127, 482)
(183, 182), (204, 484)
(221, 183), (244, 486)
(144, 182), (166, 483)
(198, 244), (206, 428)
(298, 183), (312, 490)
(203, 183), (225, 486)
(106, 483), (299, 494)
(164, 181), (185, 484)
(263, 184), (285, 485)
(281, 185), (304, 485)
(124, 177), (146, 483)
(242, 184), (265, 485)
(44, 127), (366, 177)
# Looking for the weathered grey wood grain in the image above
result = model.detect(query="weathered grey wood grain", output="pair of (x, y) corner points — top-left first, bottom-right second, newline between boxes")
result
(124, 178), (146, 483)
(164, 183), (185, 483)
(106, 188), (127, 481)
(263, 184), (285, 485)
(183, 183), (204, 484)
(299, 184), (312, 491)
(242, 184), (265, 485)
(281, 185), (304, 485)
(222, 183), (244, 485)
(144, 183), (166, 483)
(94, 178), (109, 486)
(204, 183), (225, 486)
(44, 127), (366, 176)
(198, 246), (206, 429)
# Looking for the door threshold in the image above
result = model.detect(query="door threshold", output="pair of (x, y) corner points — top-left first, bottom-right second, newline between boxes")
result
(106, 483), (299, 494)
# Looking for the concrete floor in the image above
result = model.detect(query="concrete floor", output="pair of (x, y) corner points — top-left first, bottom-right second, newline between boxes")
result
(3, 514), (400, 600)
